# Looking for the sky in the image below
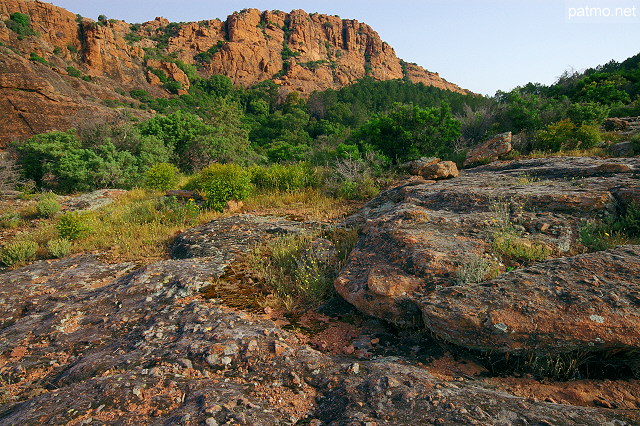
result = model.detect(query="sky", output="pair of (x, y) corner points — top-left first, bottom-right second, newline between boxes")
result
(46, 0), (640, 96)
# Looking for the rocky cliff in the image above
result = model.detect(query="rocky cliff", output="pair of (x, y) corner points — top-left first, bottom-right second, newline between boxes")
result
(0, 0), (469, 145)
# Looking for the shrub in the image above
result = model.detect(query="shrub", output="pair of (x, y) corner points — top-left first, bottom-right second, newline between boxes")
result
(143, 163), (179, 190)
(251, 233), (338, 309)
(47, 238), (71, 258)
(492, 234), (551, 262)
(56, 212), (91, 240)
(5, 12), (37, 36)
(29, 52), (47, 64)
(580, 202), (640, 251)
(35, 194), (61, 218)
(66, 66), (83, 78)
(0, 212), (21, 229)
(0, 240), (38, 266)
(250, 163), (318, 192)
(536, 119), (602, 152)
(186, 164), (252, 211)
(456, 255), (493, 285)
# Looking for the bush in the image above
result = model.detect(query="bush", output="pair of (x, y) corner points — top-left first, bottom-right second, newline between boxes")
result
(143, 163), (179, 190)
(29, 52), (47, 64)
(56, 212), (91, 240)
(66, 66), (83, 78)
(47, 238), (72, 258)
(0, 212), (21, 229)
(580, 202), (640, 251)
(250, 163), (318, 192)
(35, 194), (61, 218)
(536, 119), (602, 152)
(492, 234), (551, 262)
(0, 240), (38, 266)
(186, 164), (252, 211)
(5, 12), (37, 36)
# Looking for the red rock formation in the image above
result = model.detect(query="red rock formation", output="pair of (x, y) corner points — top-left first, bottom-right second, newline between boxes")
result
(0, 0), (471, 145)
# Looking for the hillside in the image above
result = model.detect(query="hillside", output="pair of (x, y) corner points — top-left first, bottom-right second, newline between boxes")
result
(0, 0), (468, 145)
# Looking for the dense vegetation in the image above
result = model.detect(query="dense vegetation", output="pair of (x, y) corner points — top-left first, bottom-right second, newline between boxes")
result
(5, 52), (640, 201)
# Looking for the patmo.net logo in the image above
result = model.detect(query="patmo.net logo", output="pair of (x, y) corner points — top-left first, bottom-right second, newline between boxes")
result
(565, 0), (640, 23)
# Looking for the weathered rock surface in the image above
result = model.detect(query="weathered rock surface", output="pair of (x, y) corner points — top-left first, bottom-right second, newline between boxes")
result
(337, 157), (640, 356)
(2, 214), (638, 424)
(421, 245), (640, 353)
(0, 0), (470, 144)
(170, 214), (310, 260)
(464, 131), (513, 166)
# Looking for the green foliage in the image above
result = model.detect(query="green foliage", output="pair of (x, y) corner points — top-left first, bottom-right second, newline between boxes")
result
(566, 102), (610, 124)
(14, 127), (161, 193)
(580, 202), (640, 251)
(47, 238), (71, 258)
(5, 12), (37, 36)
(56, 212), (91, 240)
(194, 41), (224, 64)
(97, 15), (107, 26)
(66, 66), (83, 78)
(185, 163), (252, 211)
(0, 240), (38, 267)
(536, 119), (602, 152)
(250, 163), (318, 192)
(35, 194), (61, 218)
(29, 52), (47, 64)
(281, 43), (300, 61)
(492, 234), (551, 262)
(353, 103), (461, 163)
(163, 80), (182, 94)
(0, 212), (21, 229)
(124, 32), (142, 44)
(251, 233), (338, 309)
(67, 44), (78, 54)
(143, 162), (180, 190)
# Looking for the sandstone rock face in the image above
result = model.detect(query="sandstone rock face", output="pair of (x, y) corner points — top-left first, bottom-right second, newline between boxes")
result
(2, 213), (637, 424)
(337, 157), (640, 356)
(464, 131), (513, 166)
(0, 0), (470, 144)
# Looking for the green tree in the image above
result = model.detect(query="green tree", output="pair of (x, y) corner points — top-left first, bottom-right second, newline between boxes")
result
(353, 103), (461, 163)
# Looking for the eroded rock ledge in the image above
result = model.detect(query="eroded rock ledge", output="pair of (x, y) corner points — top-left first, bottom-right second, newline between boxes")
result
(2, 202), (639, 423)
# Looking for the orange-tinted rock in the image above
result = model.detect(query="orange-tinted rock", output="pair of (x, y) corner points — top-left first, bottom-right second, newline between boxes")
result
(464, 132), (513, 166)
(419, 160), (459, 180)
(0, 0), (471, 143)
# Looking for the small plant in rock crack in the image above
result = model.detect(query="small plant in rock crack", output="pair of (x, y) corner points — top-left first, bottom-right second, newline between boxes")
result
(487, 199), (551, 265)
(456, 254), (500, 285)
(580, 202), (640, 252)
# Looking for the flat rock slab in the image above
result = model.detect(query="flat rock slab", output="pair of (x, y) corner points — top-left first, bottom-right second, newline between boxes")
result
(170, 214), (309, 260)
(337, 157), (640, 354)
(1, 255), (638, 424)
(420, 245), (640, 353)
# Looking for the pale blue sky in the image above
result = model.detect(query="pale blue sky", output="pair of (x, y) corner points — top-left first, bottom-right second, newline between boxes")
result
(46, 0), (640, 95)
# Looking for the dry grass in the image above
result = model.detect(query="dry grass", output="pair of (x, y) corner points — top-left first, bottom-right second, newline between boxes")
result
(525, 147), (609, 159)
(2, 187), (355, 267)
(243, 188), (362, 222)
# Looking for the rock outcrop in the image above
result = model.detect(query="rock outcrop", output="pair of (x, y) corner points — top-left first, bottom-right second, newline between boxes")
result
(337, 157), (640, 359)
(0, 0), (470, 145)
(2, 212), (639, 424)
(464, 131), (513, 166)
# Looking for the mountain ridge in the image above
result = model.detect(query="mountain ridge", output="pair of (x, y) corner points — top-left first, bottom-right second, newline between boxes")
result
(0, 0), (469, 145)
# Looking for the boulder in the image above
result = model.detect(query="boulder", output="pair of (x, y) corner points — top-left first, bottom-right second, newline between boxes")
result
(336, 157), (640, 349)
(399, 157), (440, 175)
(464, 132), (512, 166)
(603, 117), (629, 131)
(610, 141), (635, 157)
(419, 160), (459, 180)
(420, 245), (640, 354)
